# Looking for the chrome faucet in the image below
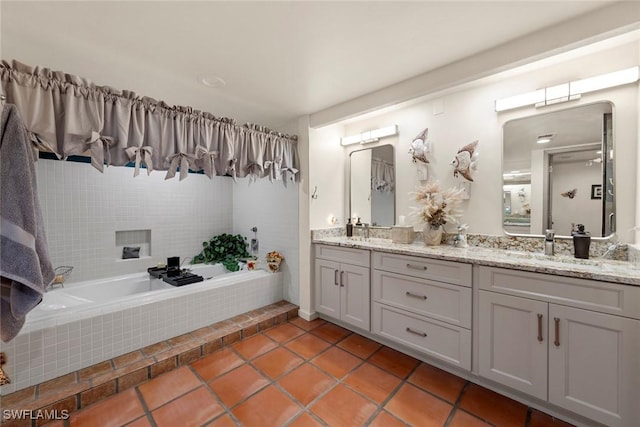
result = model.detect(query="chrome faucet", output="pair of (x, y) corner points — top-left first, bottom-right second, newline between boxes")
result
(355, 223), (370, 240)
(544, 229), (555, 256)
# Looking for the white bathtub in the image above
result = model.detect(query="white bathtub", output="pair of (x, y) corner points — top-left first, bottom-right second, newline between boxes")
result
(0, 264), (283, 394)
(28, 264), (230, 322)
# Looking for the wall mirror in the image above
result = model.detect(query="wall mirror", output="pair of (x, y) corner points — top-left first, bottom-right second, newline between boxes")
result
(349, 144), (395, 227)
(502, 102), (614, 238)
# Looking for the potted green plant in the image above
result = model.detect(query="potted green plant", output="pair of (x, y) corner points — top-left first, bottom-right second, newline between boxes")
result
(192, 233), (250, 272)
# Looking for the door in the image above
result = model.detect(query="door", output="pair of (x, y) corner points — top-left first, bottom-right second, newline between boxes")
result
(548, 305), (640, 427)
(315, 259), (341, 318)
(340, 263), (370, 330)
(478, 291), (548, 400)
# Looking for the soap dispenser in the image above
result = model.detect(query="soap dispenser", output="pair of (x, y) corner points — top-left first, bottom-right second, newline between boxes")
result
(572, 224), (591, 259)
(346, 218), (353, 237)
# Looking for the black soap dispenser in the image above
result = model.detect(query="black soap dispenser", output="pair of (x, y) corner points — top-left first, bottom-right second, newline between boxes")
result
(572, 224), (591, 259)
(346, 218), (353, 237)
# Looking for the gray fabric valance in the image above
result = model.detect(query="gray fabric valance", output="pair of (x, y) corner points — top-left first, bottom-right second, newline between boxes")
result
(0, 60), (299, 184)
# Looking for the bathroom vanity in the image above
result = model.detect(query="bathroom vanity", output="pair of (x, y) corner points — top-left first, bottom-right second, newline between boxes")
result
(312, 236), (640, 427)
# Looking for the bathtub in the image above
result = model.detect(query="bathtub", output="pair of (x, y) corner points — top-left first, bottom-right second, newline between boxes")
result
(27, 264), (230, 323)
(0, 264), (283, 394)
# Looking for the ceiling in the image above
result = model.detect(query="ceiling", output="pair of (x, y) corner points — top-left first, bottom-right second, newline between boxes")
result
(503, 101), (612, 173)
(0, 1), (619, 130)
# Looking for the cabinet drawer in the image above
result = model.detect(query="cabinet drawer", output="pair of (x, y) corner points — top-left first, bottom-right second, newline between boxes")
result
(373, 252), (471, 287)
(316, 244), (370, 267)
(479, 267), (640, 319)
(372, 303), (471, 370)
(372, 270), (471, 328)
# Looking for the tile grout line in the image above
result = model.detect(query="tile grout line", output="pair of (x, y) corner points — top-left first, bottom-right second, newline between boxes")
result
(187, 363), (243, 426)
(443, 380), (470, 427)
(133, 386), (157, 427)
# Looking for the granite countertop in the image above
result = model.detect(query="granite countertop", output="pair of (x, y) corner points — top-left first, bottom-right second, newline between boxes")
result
(312, 236), (640, 286)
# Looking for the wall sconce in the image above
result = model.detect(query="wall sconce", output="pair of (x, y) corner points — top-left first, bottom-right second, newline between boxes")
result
(495, 66), (639, 112)
(341, 125), (398, 146)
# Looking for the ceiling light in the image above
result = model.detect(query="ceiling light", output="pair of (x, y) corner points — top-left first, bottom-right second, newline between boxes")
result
(198, 74), (226, 88)
(341, 125), (398, 146)
(495, 66), (639, 112)
(537, 134), (553, 144)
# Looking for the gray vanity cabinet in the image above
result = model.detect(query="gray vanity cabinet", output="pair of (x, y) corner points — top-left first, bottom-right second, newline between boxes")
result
(478, 266), (640, 427)
(371, 252), (472, 370)
(314, 245), (370, 330)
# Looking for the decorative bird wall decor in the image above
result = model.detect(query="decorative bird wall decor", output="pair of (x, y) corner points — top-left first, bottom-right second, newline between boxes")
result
(409, 128), (430, 164)
(451, 140), (479, 182)
(561, 188), (578, 199)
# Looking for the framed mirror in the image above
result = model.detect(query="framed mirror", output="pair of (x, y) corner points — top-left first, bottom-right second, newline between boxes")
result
(349, 144), (395, 227)
(502, 102), (614, 238)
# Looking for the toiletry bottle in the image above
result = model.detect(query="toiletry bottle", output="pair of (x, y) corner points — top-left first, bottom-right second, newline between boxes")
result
(572, 224), (591, 259)
(346, 218), (353, 237)
(544, 229), (554, 256)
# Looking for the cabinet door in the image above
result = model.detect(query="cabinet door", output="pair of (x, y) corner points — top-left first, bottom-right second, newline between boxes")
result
(315, 259), (341, 318)
(549, 305), (640, 427)
(340, 263), (370, 330)
(478, 291), (548, 400)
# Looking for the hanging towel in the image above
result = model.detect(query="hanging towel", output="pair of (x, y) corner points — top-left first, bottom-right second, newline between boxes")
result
(0, 104), (54, 342)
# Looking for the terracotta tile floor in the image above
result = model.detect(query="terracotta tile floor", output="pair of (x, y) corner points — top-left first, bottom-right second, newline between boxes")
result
(54, 318), (576, 427)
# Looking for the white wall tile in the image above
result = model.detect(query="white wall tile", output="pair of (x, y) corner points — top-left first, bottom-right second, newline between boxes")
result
(36, 160), (234, 282)
(232, 178), (299, 304)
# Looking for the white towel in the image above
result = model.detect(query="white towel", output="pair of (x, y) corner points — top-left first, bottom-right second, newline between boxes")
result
(0, 104), (54, 342)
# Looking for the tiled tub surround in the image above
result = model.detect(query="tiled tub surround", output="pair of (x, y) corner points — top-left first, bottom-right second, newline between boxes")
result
(312, 227), (630, 261)
(0, 268), (283, 395)
(0, 301), (298, 427)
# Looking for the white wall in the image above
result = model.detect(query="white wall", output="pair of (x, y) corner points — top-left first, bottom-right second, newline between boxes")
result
(36, 160), (233, 283)
(325, 41), (639, 240)
(550, 161), (602, 235)
(232, 178), (299, 304)
(309, 123), (345, 229)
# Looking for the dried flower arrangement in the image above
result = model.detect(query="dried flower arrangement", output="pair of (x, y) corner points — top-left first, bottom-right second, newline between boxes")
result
(411, 181), (465, 228)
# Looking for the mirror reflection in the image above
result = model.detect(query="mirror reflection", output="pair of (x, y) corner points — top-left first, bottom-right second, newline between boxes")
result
(503, 102), (614, 237)
(350, 145), (395, 227)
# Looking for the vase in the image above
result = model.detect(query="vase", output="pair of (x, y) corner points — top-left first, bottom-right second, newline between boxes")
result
(423, 225), (443, 246)
(267, 258), (282, 272)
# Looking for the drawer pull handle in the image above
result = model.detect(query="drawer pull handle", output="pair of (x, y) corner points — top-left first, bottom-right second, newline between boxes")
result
(406, 263), (427, 271)
(406, 291), (427, 300)
(537, 313), (543, 342)
(406, 327), (427, 337)
(334, 270), (339, 286)
(340, 271), (345, 287)
(554, 317), (560, 347)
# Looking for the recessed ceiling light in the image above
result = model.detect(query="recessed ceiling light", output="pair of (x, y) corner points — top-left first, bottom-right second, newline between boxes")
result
(198, 74), (226, 88)
(537, 133), (554, 144)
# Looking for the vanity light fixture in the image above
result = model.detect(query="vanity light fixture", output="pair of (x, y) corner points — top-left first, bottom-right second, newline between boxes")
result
(341, 125), (398, 146)
(503, 171), (531, 179)
(495, 66), (639, 112)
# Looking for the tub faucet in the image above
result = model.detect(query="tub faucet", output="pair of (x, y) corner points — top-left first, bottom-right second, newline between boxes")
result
(180, 257), (193, 272)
